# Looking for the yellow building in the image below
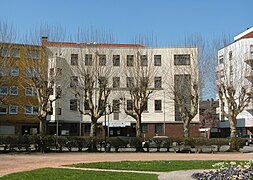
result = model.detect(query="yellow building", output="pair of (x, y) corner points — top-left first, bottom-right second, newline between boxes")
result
(0, 43), (46, 135)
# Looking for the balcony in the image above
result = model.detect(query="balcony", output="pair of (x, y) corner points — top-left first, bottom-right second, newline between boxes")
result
(215, 63), (224, 72)
(244, 51), (253, 66)
(245, 68), (253, 82)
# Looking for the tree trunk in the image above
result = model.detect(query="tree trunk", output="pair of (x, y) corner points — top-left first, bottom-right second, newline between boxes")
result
(229, 116), (237, 138)
(183, 118), (190, 138)
(136, 114), (142, 138)
(39, 117), (47, 134)
(89, 120), (97, 152)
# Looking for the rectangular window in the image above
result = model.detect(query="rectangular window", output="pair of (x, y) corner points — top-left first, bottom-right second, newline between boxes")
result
(219, 55), (224, 64)
(70, 76), (78, 88)
(27, 50), (40, 59)
(25, 87), (37, 96)
(25, 105), (38, 115)
(1, 48), (10, 57)
(142, 124), (148, 133)
(155, 124), (162, 133)
(113, 99), (120, 112)
(155, 100), (162, 111)
(56, 108), (61, 115)
(10, 67), (19, 76)
(56, 68), (62, 76)
(98, 76), (107, 87)
(0, 105), (8, 114)
(99, 54), (106, 66)
(154, 55), (161, 66)
(154, 77), (162, 88)
(9, 105), (18, 114)
(84, 100), (89, 110)
(113, 77), (120, 88)
(10, 86), (18, 95)
(229, 51), (232, 60)
(49, 68), (54, 76)
(127, 55), (134, 66)
(113, 55), (120, 66)
(174, 54), (190, 65)
(140, 77), (149, 88)
(127, 100), (133, 111)
(85, 54), (92, 66)
(0, 87), (8, 95)
(126, 77), (134, 88)
(12, 48), (20, 58)
(26, 68), (40, 77)
(70, 99), (78, 111)
(71, 54), (78, 65)
(141, 55), (148, 66)
(143, 101), (148, 111)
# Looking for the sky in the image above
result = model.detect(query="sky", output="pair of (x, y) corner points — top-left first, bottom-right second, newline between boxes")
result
(1, 0), (253, 46)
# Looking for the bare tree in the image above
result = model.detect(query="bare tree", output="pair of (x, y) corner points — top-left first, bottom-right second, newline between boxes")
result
(166, 35), (208, 138)
(216, 36), (252, 138)
(123, 47), (156, 138)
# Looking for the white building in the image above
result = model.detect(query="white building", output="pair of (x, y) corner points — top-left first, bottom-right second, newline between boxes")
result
(216, 27), (253, 137)
(42, 37), (199, 137)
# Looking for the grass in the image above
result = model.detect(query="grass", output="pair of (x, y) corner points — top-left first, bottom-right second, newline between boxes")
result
(69, 160), (242, 172)
(0, 168), (158, 180)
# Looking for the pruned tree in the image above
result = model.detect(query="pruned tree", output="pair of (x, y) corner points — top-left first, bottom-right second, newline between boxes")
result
(216, 36), (252, 137)
(123, 48), (156, 138)
(20, 25), (65, 134)
(166, 35), (209, 138)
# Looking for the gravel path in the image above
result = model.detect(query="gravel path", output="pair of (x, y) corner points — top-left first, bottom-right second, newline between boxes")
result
(0, 152), (252, 179)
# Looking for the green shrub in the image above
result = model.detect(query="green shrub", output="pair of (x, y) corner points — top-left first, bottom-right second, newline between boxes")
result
(108, 137), (128, 152)
(129, 137), (144, 152)
(230, 137), (246, 151)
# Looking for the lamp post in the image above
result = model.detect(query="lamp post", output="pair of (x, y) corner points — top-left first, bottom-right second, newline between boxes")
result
(104, 105), (107, 152)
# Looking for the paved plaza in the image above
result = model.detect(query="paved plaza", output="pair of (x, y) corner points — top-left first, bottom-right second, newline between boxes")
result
(0, 152), (253, 179)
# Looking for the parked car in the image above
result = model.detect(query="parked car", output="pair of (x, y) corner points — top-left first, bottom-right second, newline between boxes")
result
(241, 134), (253, 145)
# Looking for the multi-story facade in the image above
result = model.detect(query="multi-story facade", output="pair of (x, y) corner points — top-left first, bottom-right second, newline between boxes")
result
(0, 43), (45, 135)
(43, 37), (200, 138)
(216, 27), (253, 137)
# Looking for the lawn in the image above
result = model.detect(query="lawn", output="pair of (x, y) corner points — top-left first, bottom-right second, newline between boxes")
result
(69, 160), (241, 172)
(0, 168), (158, 180)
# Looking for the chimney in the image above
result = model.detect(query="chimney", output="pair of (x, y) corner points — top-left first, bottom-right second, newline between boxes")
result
(41, 36), (48, 46)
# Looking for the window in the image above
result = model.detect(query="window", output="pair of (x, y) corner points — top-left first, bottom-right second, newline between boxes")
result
(155, 124), (162, 133)
(0, 87), (8, 95)
(56, 108), (61, 115)
(98, 76), (107, 87)
(113, 99), (120, 112)
(10, 67), (19, 76)
(70, 76), (78, 88)
(99, 54), (106, 66)
(71, 54), (78, 65)
(26, 68), (40, 77)
(70, 99), (78, 111)
(141, 55), (148, 66)
(27, 50), (40, 59)
(127, 100), (133, 111)
(140, 77), (149, 88)
(25, 105), (38, 115)
(113, 55), (120, 66)
(56, 68), (62, 76)
(1, 48), (10, 57)
(229, 51), (232, 60)
(154, 77), (162, 88)
(126, 77), (134, 88)
(10, 86), (18, 95)
(127, 55), (134, 66)
(113, 77), (120, 88)
(154, 55), (161, 66)
(155, 100), (162, 111)
(143, 101), (148, 111)
(85, 54), (92, 65)
(0, 105), (8, 114)
(142, 124), (148, 133)
(12, 48), (20, 58)
(0, 68), (9, 77)
(174, 54), (190, 65)
(84, 100), (89, 110)
(25, 87), (37, 96)
(9, 105), (18, 114)
(49, 68), (54, 76)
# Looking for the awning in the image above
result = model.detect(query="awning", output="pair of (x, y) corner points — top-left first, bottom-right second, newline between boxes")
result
(102, 121), (131, 127)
